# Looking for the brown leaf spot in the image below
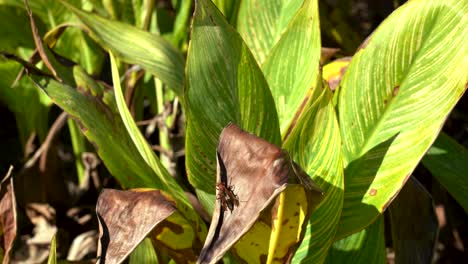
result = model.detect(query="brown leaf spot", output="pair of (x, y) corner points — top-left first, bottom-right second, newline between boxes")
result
(369, 189), (378, 196)
(393, 86), (400, 97)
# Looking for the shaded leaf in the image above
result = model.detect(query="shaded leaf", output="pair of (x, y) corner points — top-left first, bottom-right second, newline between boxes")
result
(422, 133), (468, 213)
(128, 238), (158, 264)
(325, 216), (386, 264)
(62, 1), (185, 95)
(284, 87), (344, 263)
(261, 0), (322, 134)
(96, 189), (176, 264)
(199, 124), (322, 264)
(212, 0), (240, 25)
(185, 0), (280, 200)
(337, 0), (467, 238)
(0, 5), (37, 52)
(388, 176), (438, 264)
(0, 166), (17, 264)
(0, 60), (51, 146)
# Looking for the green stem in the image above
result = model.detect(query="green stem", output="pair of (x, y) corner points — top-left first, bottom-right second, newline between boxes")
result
(67, 118), (86, 184)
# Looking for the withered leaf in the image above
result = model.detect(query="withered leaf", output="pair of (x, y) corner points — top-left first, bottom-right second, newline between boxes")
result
(0, 166), (17, 264)
(199, 124), (323, 264)
(96, 189), (176, 264)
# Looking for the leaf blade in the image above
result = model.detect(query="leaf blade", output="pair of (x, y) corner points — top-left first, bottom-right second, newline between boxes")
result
(62, 1), (185, 95)
(337, 0), (468, 238)
(185, 0), (281, 198)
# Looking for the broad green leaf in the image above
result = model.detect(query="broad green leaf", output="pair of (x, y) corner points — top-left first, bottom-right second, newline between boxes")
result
(337, 0), (467, 238)
(109, 52), (204, 236)
(47, 234), (57, 264)
(62, 1), (185, 96)
(325, 216), (385, 264)
(185, 0), (280, 199)
(261, 0), (321, 134)
(284, 87), (344, 263)
(422, 133), (468, 213)
(129, 238), (158, 264)
(237, 0), (303, 65)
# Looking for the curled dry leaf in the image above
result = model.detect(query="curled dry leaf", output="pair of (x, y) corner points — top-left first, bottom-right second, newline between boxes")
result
(96, 189), (200, 264)
(199, 124), (323, 264)
(0, 166), (17, 264)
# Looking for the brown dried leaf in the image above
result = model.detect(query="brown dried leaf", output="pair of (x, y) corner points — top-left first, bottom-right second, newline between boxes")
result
(320, 47), (340, 64)
(0, 166), (17, 264)
(96, 189), (176, 264)
(23, 0), (60, 81)
(199, 124), (323, 264)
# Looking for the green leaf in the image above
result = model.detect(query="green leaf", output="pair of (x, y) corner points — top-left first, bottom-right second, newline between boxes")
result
(284, 87), (344, 263)
(32, 64), (204, 238)
(0, 5), (37, 52)
(33, 66), (160, 189)
(261, 0), (321, 134)
(129, 238), (158, 264)
(212, 0), (240, 25)
(47, 234), (57, 264)
(109, 52), (204, 235)
(422, 133), (468, 213)
(237, 0), (303, 65)
(171, 0), (192, 48)
(325, 216), (386, 264)
(185, 0), (281, 200)
(337, 0), (467, 238)
(62, 1), (185, 96)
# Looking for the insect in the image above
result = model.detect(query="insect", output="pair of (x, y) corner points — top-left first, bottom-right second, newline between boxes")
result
(216, 181), (239, 213)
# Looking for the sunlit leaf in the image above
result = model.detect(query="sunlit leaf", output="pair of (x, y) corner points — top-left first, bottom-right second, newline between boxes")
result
(261, 0), (321, 134)
(62, 1), (185, 96)
(284, 86), (344, 263)
(336, 0), (467, 238)
(185, 0), (280, 204)
(237, 0), (303, 65)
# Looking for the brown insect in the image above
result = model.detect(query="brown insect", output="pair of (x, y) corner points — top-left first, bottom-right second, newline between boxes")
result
(216, 181), (239, 213)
